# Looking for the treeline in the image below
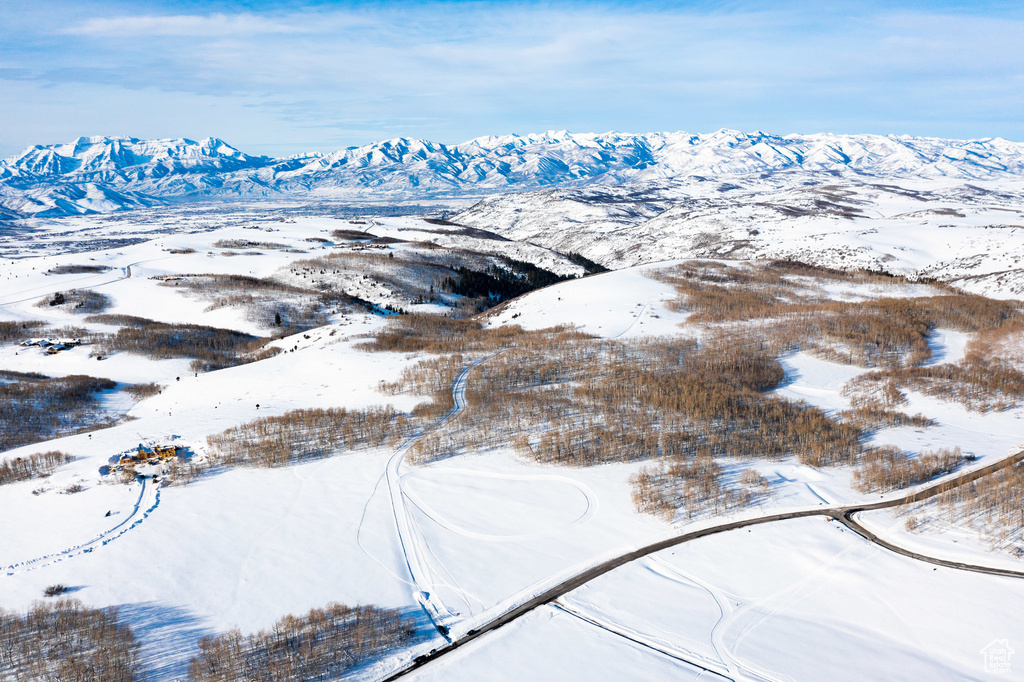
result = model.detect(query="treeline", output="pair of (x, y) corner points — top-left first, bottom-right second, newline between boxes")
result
(853, 446), (964, 493)
(212, 239), (289, 250)
(845, 355), (1024, 413)
(656, 260), (1022, 370)
(564, 251), (609, 274)
(360, 314), (551, 354)
(837, 405), (935, 431)
(206, 406), (414, 469)
(91, 318), (279, 372)
(0, 598), (142, 681)
(188, 603), (416, 682)
(440, 258), (570, 304)
(0, 320), (46, 343)
(0, 372), (117, 452)
(46, 264), (112, 275)
(658, 260), (1024, 412)
(0, 450), (74, 486)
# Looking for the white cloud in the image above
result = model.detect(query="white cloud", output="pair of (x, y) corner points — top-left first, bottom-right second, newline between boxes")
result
(63, 13), (309, 37)
(2, 2), (1021, 155)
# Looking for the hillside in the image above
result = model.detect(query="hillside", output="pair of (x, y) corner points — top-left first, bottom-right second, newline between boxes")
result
(454, 177), (1024, 299)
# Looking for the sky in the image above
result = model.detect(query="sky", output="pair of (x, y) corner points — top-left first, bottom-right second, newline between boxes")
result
(1, 0), (1022, 158)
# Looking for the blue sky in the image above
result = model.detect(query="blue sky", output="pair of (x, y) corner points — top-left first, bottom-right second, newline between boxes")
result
(1, 0), (1022, 158)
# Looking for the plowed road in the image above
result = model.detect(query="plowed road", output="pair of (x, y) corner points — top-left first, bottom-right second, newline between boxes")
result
(382, 448), (1024, 680)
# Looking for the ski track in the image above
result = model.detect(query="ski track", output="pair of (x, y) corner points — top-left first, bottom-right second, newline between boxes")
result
(3, 477), (160, 576)
(400, 469), (598, 543)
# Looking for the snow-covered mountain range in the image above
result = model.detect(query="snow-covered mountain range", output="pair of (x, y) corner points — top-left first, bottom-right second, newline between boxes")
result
(3, 130), (1024, 219)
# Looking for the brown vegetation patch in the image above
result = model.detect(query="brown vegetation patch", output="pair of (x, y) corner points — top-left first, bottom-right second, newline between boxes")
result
(853, 446), (965, 493)
(837, 406), (936, 431)
(124, 383), (161, 400)
(381, 323), (863, 518)
(92, 319), (279, 372)
(0, 320), (46, 343)
(206, 406), (413, 469)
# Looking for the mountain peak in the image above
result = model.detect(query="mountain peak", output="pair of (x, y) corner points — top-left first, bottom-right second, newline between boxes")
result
(3, 129), (1024, 219)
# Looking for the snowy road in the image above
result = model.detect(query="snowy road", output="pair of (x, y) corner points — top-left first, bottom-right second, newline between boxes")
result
(385, 353), (504, 636)
(382, 447), (1024, 680)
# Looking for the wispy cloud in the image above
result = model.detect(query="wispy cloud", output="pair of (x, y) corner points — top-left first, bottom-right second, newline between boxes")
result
(1, 0), (1023, 158)
(62, 13), (311, 37)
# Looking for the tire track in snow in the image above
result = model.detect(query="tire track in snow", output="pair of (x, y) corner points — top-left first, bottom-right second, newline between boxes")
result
(400, 469), (597, 543)
(3, 477), (160, 576)
(381, 449), (1024, 681)
(383, 352), (505, 636)
(552, 600), (733, 680)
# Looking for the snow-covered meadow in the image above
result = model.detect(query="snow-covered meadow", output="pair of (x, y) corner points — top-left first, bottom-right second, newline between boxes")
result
(1, 213), (1022, 681)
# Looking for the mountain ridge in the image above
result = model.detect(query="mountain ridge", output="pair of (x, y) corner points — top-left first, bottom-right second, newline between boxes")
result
(3, 129), (1024, 219)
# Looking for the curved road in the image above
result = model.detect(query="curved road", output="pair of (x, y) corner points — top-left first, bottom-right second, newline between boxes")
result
(386, 353), (503, 638)
(382, 448), (1024, 680)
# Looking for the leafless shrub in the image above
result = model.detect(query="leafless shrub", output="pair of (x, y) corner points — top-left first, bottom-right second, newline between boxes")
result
(124, 383), (161, 400)
(160, 458), (211, 487)
(853, 446), (964, 493)
(36, 289), (110, 314)
(62, 482), (85, 494)
(43, 584), (70, 597)
(168, 247), (196, 254)
(187, 603), (416, 682)
(0, 450), (74, 485)
(207, 407), (414, 469)
(739, 468), (771, 492)
(0, 598), (142, 680)
(0, 373), (118, 452)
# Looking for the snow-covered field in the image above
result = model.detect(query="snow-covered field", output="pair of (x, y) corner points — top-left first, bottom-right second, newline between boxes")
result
(1, 212), (1022, 681)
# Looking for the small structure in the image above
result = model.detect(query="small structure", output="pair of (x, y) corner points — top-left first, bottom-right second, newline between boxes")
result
(115, 444), (179, 469)
(23, 338), (82, 354)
